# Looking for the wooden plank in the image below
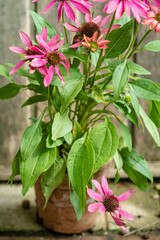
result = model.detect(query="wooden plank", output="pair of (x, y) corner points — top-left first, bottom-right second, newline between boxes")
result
(0, 0), (33, 165)
(133, 25), (160, 161)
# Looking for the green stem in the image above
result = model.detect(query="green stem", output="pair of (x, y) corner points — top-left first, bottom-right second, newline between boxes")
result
(48, 85), (53, 121)
(62, 9), (68, 44)
(127, 29), (152, 59)
(123, 22), (139, 59)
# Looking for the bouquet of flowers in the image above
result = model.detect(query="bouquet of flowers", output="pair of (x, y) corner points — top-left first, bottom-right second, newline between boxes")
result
(1, 0), (160, 231)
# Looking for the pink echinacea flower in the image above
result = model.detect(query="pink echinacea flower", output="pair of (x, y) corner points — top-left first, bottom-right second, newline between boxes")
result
(64, 13), (119, 49)
(29, 27), (70, 87)
(32, 0), (93, 22)
(9, 30), (46, 75)
(144, 0), (160, 8)
(93, 0), (149, 23)
(87, 176), (134, 231)
(142, 5), (160, 32)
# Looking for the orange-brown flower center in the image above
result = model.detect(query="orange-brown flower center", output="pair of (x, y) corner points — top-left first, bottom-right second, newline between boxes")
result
(47, 52), (60, 66)
(80, 22), (100, 38)
(103, 195), (119, 212)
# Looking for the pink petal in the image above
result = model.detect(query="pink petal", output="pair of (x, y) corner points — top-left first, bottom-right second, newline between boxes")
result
(152, 0), (160, 8)
(87, 188), (104, 202)
(117, 208), (135, 221)
(38, 65), (48, 76)
(57, 1), (63, 23)
(92, 179), (105, 197)
(92, 15), (102, 24)
(9, 47), (27, 54)
(29, 45), (46, 55)
(51, 39), (65, 51)
(118, 189), (134, 202)
(20, 32), (32, 47)
(30, 59), (48, 67)
(99, 15), (111, 28)
(88, 202), (104, 212)
(115, 1), (124, 20)
(104, 0), (119, 13)
(48, 34), (60, 48)
(85, 12), (92, 23)
(25, 54), (45, 59)
(155, 23), (160, 32)
(101, 175), (109, 196)
(40, 26), (48, 42)
(60, 61), (69, 77)
(70, 0), (90, 13)
(42, 0), (57, 13)
(43, 65), (54, 87)
(63, 23), (80, 32)
(69, 42), (82, 48)
(9, 60), (26, 75)
(64, 1), (75, 21)
(36, 35), (51, 53)
(55, 65), (65, 85)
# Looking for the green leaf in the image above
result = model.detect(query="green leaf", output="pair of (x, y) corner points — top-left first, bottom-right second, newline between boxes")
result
(46, 135), (63, 148)
(51, 111), (73, 141)
(113, 12), (131, 26)
(64, 131), (73, 145)
(130, 79), (160, 101)
(105, 18), (134, 58)
(22, 95), (47, 107)
(58, 68), (83, 113)
(126, 61), (151, 75)
(8, 150), (21, 184)
(120, 123), (132, 151)
(114, 150), (123, 184)
(67, 136), (95, 211)
(60, 45), (86, 63)
(90, 86), (106, 103)
(0, 65), (14, 82)
(20, 140), (56, 195)
(149, 101), (160, 128)
(91, 51), (100, 67)
(30, 10), (56, 39)
(140, 106), (160, 146)
(114, 102), (138, 126)
(88, 118), (119, 173)
(20, 108), (47, 161)
(138, 40), (160, 52)
(129, 85), (140, 117)
(41, 151), (66, 207)
(73, 120), (83, 143)
(0, 83), (24, 100)
(70, 190), (83, 222)
(112, 60), (129, 100)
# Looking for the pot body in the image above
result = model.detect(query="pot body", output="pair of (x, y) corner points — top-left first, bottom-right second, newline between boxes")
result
(35, 176), (98, 234)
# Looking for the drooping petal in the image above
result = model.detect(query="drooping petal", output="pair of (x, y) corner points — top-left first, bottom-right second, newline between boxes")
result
(88, 202), (104, 212)
(70, 0), (90, 13)
(36, 35), (51, 53)
(55, 65), (65, 85)
(92, 15), (102, 24)
(63, 23), (80, 32)
(64, 1), (75, 21)
(118, 189), (134, 202)
(98, 15), (111, 28)
(58, 1), (63, 23)
(51, 39), (65, 51)
(69, 42), (82, 48)
(38, 65), (48, 76)
(9, 47), (27, 54)
(40, 26), (48, 42)
(115, 0), (124, 20)
(30, 59), (48, 67)
(92, 179), (105, 197)
(48, 34), (60, 48)
(43, 65), (54, 87)
(87, 188), (104, 202)
(101, 175), (109, 196)
(42, 0), (57, 13)
(117, 208), (135, 220)
(152, 0), (160, 8)
(9, 60), (27, 75)
(60, 61), (69, 77)
(20, 32), (32, 47)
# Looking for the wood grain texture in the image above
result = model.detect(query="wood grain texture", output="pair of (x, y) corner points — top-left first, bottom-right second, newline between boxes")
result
(0, 0), (33, 165)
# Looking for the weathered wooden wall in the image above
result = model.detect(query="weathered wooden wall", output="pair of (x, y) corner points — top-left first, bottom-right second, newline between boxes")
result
(0, 1), (159, 178)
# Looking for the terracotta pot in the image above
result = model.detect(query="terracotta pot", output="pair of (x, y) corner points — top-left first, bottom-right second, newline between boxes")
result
(35, 176), (98, 234)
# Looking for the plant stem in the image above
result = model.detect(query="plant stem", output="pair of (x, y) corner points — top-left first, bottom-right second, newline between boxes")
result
(62, 9), (68, 44)
(48, 85), (53, 121)
(123, 22), (139, 59)
(127, 29), (152, 59)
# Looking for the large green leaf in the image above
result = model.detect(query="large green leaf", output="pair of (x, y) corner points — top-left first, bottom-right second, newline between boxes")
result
(51, 110), (73, 141)
(58, 68), (83, 113)
(105, 18), (134, 58)
(22, 95), (47, 107)
(20, 139), (56, 195)
(8, 150), (21, 184)
(88, 118), (119, 173)
(112, 60), (129, 100)
(140, 106), (160, 146)
(20, 108), (46, 161)
(41, 151), (66, 207)
(30, 10), (56, 39)
(130, 79), (160, 101)
(149, 101), (160, 128)
(0, 83), (24, 100)
(70, 190), (83, 222)
(67, 136), (95, 211)
(138, 40), (160, 52)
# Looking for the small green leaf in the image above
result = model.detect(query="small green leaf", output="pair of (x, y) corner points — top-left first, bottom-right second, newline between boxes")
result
(72, 120), (83, 143)
(138, 40), (160, 52)
(130, 78), (160, 101)
(8, 150), (21, 184)
(112, 60), (129, 100)
(120, 123), (132, 151)
(149, 101), (160, 128)
(64, 131), (73, 145)
(30, 10), (56, 39)
(129, 85), (140, 117)
(0, 65), (14, 82)
(51, 111), (73, 141)
(22, 95), (47, 107)
(91, 86), (106, 103)
(140, 106), (160, 146)
(91, 51), (100, 67)
(21, 108), (47, 161)
(0, 83), (24, 100)
(70, 190), (83, 222)
(127, 61), (151, 75)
